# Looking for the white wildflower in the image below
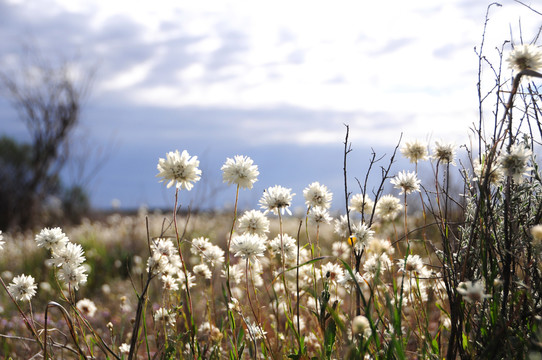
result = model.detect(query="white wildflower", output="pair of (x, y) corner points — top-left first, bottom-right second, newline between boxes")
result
(156, 150), (201, 190)
(35, 227), (69, 251)
(237, 210), (270, 237)
(432, 140), (456, 165)
(221, 155), (259, 189)
(269, 234), (297, 261)
(375, 195), (403, 221)
(231, 234), (267, 263)
(506, 44), (542, 73)
(303, 182), (332, 209)
(308, 207), (332, 225)
(8, 274), (37, 301)
(349, 194), (374, 214)
(457, 280), (490, 303)
(259, 185), (295, 216)
(76, 298), (97, 317)
(390, 170), (421, 195)
(401, 139), (428, 163)
(498, 143), (533, 183)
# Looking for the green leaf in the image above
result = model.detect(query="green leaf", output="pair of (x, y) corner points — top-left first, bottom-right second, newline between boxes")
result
(324, 320), (337, 359)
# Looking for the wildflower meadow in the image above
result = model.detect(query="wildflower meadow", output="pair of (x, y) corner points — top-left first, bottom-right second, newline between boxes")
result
(2, 5), (542, 360)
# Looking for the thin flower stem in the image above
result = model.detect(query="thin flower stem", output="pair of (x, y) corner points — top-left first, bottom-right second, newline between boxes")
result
(226, 184), (240, 299)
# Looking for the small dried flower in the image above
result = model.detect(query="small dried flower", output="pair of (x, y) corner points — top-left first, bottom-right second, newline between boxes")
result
(259, 185), (295, 216)
(498, 143), (533, 183)
(375, 195), (403, 221)
(237, 210), (270, 237)
(506, 44), (542, 73)
(349, 194), (374, 214)
(221, 155), (259, 189)
(432, 140), (456, 165)
(8, 274), (37, 301)
(390, 170), (421, 195)
(156, 150), (201, 190)
(457, 280), (490, 303)
(352, 315), (371, 338)
(231, 234), (266, 263)
(401, 139), (428, 163)
(303, 182), (332, 209)
(35, 227), (69, 251)
(76, 298), (97, 317)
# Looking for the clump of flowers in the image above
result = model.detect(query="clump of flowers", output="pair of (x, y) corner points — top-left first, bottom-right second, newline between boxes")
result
(156, 150), (202, 190)
(221, 155), (259, 189)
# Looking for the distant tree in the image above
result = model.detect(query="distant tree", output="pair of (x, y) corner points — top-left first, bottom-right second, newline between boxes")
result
(0, 48), (95, 230)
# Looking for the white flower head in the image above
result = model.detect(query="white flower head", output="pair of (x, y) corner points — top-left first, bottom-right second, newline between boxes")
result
(349, 194), (374, 214)
(498, 143), (533, 183)
(351, 222), (375, 252)
(156, 150), (202, 190)
(457, 280), (490, 303)
(8, 274), (37, 301)
(375, 195), (403, 221)
(432, 140), (456, 165)
(35, 227), (69, 251)
(0, 230), (4, 251)
(58, 263), (88, 290)
(237, 210), (270, 237)
(259, 185), (295, 216)
(221, 155), (259, 189)
(154, 307), (176, 327)
(119, 344), (130, 354)
(51, 242), (86, 267)
(231, 233), (267, 263)
(193, 263), (213, 279)
(303, 182), (332, 209)
(269, 234), (297, 260)
(472, 158), (504, 186)
(308, 207), (332, 225)
(76, 298), (97, 317)
(506, 44), (542, 73)
(401, 139), (428, 163)
(390, 170), (421, 195)
(334, 214), (350, 237)
(352, 315), (371, 338)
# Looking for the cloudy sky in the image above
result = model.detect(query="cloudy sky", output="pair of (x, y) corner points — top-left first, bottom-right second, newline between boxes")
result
(1, 0), (541, 211)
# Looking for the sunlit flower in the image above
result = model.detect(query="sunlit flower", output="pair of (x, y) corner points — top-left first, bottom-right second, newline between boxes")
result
(506, 44), (542, 73)
(363, 254), (392, 279)
(308, 207), (332, 225)
(221, 155), (259, 189)
(318, 262), (343, 284)
(259, 185), (295, 216)
(391, 170), (421, 195)
(351, 222), (375, 252)
(58, 263), (88, 290)
(178, 270), (196, 290)
(472, 158), (504, 186)
(303, 182), (332, 209)
(161, 274), (180, 291)
(498, 143), (533, 183)
(398, 254), (428, 277)
(154, 307), (176, 327)
(51, 242), (86, 267)
(231, 233), (267, 263)
(338, 269), (364, 290)
(457, 280), (490, 303)
(76, 298), (97, 317)
(375, 195), (403, 221)
(352, 315), (371, 338)
(193, 263), (212, 279)
(246, 321), (267, 340)
(119, 344), (130, 355)
(156, 150), (201, 190)
(0, 231), (4, 251)
(237, 210), (270, 237)
(401, 139), (428, 163)
(201, 245), (225, 267)
(269, 234), (297, 260)
(8, 274), (37, 301)
(334, 214), (350, 237)
(349, 194), (374, 214)
(432, 140), (456, 165)
(151, 238), (176, 257)
(332, 241), (351, 260)
(35, 227), (69, 251)
(366, 238), (395, 257)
